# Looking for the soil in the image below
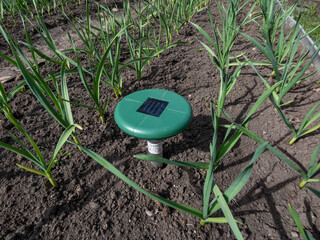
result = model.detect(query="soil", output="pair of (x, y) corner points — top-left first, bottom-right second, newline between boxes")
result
(1, 0), (320, 239)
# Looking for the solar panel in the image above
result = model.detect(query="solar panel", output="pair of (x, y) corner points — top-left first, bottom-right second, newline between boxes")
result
(137, 98), (169, 117)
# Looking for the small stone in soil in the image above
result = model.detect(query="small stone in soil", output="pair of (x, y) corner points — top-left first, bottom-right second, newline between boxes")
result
(89, 202), (98, 209)
(161, 206), (170, 217)
(291, 231), (299, 238)
(76, 185), (84, 198)
(145, 210), (153, 217)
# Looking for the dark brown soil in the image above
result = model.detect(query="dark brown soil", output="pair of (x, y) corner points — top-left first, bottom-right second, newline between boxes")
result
(1, 1), (320, 239)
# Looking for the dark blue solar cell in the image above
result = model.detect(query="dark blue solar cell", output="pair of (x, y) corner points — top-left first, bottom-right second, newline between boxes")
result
(137, 98), (169, 117)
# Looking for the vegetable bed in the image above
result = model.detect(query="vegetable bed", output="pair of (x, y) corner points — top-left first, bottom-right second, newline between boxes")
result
(1, 0), (320, 239)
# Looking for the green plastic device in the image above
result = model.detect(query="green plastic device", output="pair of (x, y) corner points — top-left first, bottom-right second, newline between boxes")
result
(114, 89), (192, 140)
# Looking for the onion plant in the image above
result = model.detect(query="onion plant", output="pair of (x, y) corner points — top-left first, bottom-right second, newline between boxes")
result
(0, 0), (80, 20)
(92, 5), (124, 98)
(241, 0), (320, 144)
(189, 0), (257, 166)
(247, 58), (320, 145)
(150, 0), (177, 46)
(21, 13), (77, 68)
(67, 1), (134, 98)
(0, 12), (74, 68)
(2, 17), (83, 109)
(126, 1), (171, 60)
(243, 30), (320, 107)
(0, 15), (64, 95)
(72, 47), (110, 125)
(32, 0), (53, 16)
(0, 24), (81, 145)
(221, 107), (320, 200)
(124, 0), (153, 27)
(287, 101), (320, 145)
(0, 13), (84, 97)
(291, 104), (320, 145)
(32, 0), (75, 16)
(242, 0), (320, 107)
(1, 78), (80, 187)
(0, 80), (11, 115)
(255, 0), (297, 53)
(175, 0), (208, 30)
(298, 144), (320, 189)
(123, 1), (183, 80)
(96, 3), (141, 84)
(176, 0), (210, 32)
(0, 118), (80, 188)
(67, 17), (128, 123)
(191, 0), (256, 121)
(0, 0), (33, 21)
(149, 0), (209, 45)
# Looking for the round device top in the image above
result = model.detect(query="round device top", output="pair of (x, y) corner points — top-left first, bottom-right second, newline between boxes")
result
(114, 89), (192, 140)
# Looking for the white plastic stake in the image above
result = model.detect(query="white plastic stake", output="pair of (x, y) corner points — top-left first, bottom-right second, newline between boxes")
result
(147, 140), (163, 167)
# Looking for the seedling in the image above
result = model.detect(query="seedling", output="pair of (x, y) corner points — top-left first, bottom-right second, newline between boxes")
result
(243, 0), (320, 144)
(299, 144), (320, 189)
(0, 20), (81, 145)
(123, 1), (183, 80)
(221, 106), (320, 199)
(0, 97), (81, 187)
(243, 0), (320, 107)
(248, 61), (320, 145)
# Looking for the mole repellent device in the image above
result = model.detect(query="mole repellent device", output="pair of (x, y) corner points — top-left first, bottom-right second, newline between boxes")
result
(114, 89), (192, 167)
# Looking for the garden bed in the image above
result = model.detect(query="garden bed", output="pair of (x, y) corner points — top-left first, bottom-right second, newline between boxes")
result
(1, 0), (320, 239)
